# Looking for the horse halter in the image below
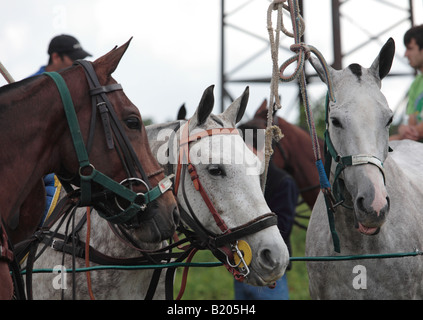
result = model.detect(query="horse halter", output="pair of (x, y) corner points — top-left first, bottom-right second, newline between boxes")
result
(43, 61), (173, 227)
(174, 121), (278, 281)
(322, 94), (390, 252)
(323, 94), (387, 208)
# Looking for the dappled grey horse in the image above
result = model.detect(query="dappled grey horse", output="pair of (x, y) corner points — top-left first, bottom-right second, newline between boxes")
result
(306, 38), (423, 299)
(148, 85), (289, 288)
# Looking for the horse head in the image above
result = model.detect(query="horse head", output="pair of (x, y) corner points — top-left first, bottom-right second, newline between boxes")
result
(54, 39), (179, 242)
(311, 38), (395, 235)
(174, 85), (289, 286)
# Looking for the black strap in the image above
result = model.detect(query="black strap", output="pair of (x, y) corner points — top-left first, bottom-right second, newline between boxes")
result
(74, 60), (151, 187)
(213, 214), (277, 248)
(89, 84), (122, 96)
(144, 268), (163, 300)
(98, 103), (114, 149)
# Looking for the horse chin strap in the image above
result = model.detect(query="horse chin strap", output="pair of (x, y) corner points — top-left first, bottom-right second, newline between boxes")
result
(43, 65), (173, 227)
(174, 121), (278, 282)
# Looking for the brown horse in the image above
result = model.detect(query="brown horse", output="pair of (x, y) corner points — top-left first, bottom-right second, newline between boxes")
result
(0, 40), (178, 299)
(239, 100), (324, 209)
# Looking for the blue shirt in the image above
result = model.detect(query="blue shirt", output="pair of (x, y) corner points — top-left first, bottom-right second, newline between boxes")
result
(30, 66), (46, 77)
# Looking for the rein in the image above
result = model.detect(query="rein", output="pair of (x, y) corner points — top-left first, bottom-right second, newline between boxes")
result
(173, 121), (278, 283)
(43, 63), (173, 226)
(14, 193), (189, 300)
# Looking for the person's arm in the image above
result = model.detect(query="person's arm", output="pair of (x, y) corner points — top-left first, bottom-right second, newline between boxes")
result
(395, 115), (419, 140)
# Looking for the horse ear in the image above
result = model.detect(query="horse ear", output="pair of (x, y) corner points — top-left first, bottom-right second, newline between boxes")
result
(222, 86), (249, 124)
(177, 103), (187, 120)
(370, 37), (395, 81)
(191, 85), (215, 127)
(93, 37), (132, 78)
(254, 99), (268, 119)
(309, 56), (336, 85)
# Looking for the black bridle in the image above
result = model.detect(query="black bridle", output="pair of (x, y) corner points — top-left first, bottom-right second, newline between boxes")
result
(44, 60), (173, 228)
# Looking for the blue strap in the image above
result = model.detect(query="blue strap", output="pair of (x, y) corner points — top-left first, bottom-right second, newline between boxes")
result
(316, 159), (331, 190)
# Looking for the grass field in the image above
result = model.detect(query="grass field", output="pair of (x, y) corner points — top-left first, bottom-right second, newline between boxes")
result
(173, 205), (311, 300)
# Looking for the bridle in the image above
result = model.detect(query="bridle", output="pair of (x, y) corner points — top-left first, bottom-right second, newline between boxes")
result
(173, 120), (278, 281)
(43, 60), (173, 228)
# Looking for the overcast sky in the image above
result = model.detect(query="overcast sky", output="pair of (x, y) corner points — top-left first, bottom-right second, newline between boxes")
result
(1, 0), (422, 125)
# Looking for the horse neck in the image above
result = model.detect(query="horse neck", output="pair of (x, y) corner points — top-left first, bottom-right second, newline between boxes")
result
(0, 71), (86, 223)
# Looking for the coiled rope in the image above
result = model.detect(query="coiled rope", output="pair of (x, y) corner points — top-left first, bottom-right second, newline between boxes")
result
(264, 0), (335, 192)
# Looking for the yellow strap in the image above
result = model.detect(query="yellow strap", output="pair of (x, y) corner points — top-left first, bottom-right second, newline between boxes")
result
(44, 175), (62, 222)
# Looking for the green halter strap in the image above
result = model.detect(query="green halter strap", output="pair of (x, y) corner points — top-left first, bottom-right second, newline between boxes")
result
(44, 71), (172, 224)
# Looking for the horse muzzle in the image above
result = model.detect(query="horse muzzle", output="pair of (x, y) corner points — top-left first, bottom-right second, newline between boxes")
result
(354, 190), (389, 236)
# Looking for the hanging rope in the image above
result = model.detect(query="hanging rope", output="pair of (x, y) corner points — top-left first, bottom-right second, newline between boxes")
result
(262, 0), (287, 189)
(265, 0), (336, 193)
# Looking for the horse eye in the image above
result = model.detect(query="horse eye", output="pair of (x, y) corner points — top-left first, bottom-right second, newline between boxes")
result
(386, 116), (393, 127)
(331, 118), (342, 128)
(207, 164), (226, 177)
(125, 117), (141, 130)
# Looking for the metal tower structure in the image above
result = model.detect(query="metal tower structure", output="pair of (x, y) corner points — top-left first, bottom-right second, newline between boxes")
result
(220, 0), (419, 118)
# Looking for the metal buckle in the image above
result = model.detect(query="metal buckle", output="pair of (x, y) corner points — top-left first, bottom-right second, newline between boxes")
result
(226, 241), (251, 278)
(115, 177), (149, 211)
(79, 164), (95, 180)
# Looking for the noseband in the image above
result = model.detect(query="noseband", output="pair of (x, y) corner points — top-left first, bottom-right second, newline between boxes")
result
(174, 121), (277, 281)
(43, 61), (173, 227)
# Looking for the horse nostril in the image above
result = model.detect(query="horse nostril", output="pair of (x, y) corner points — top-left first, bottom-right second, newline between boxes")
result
(259, 248), (276, 267)
(356, 197), (366, 212)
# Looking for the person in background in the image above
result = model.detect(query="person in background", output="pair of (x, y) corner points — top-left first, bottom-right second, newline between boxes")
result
(390, 25), (423, 141)
(234, 125), (298, 300)
(31, 34), (91, 76)
(30, 34), (91, 223)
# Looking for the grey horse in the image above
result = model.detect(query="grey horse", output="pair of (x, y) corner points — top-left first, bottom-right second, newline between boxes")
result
(306, 38), (423, 299)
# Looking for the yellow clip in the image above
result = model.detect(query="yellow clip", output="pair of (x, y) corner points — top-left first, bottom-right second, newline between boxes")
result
(233, 240), (252, 268)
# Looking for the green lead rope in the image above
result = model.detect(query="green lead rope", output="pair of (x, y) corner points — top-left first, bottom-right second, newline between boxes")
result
(323, 94), (341, 253)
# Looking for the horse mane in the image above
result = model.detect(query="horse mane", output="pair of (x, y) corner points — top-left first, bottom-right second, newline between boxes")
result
(0, 75), (42, 96)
